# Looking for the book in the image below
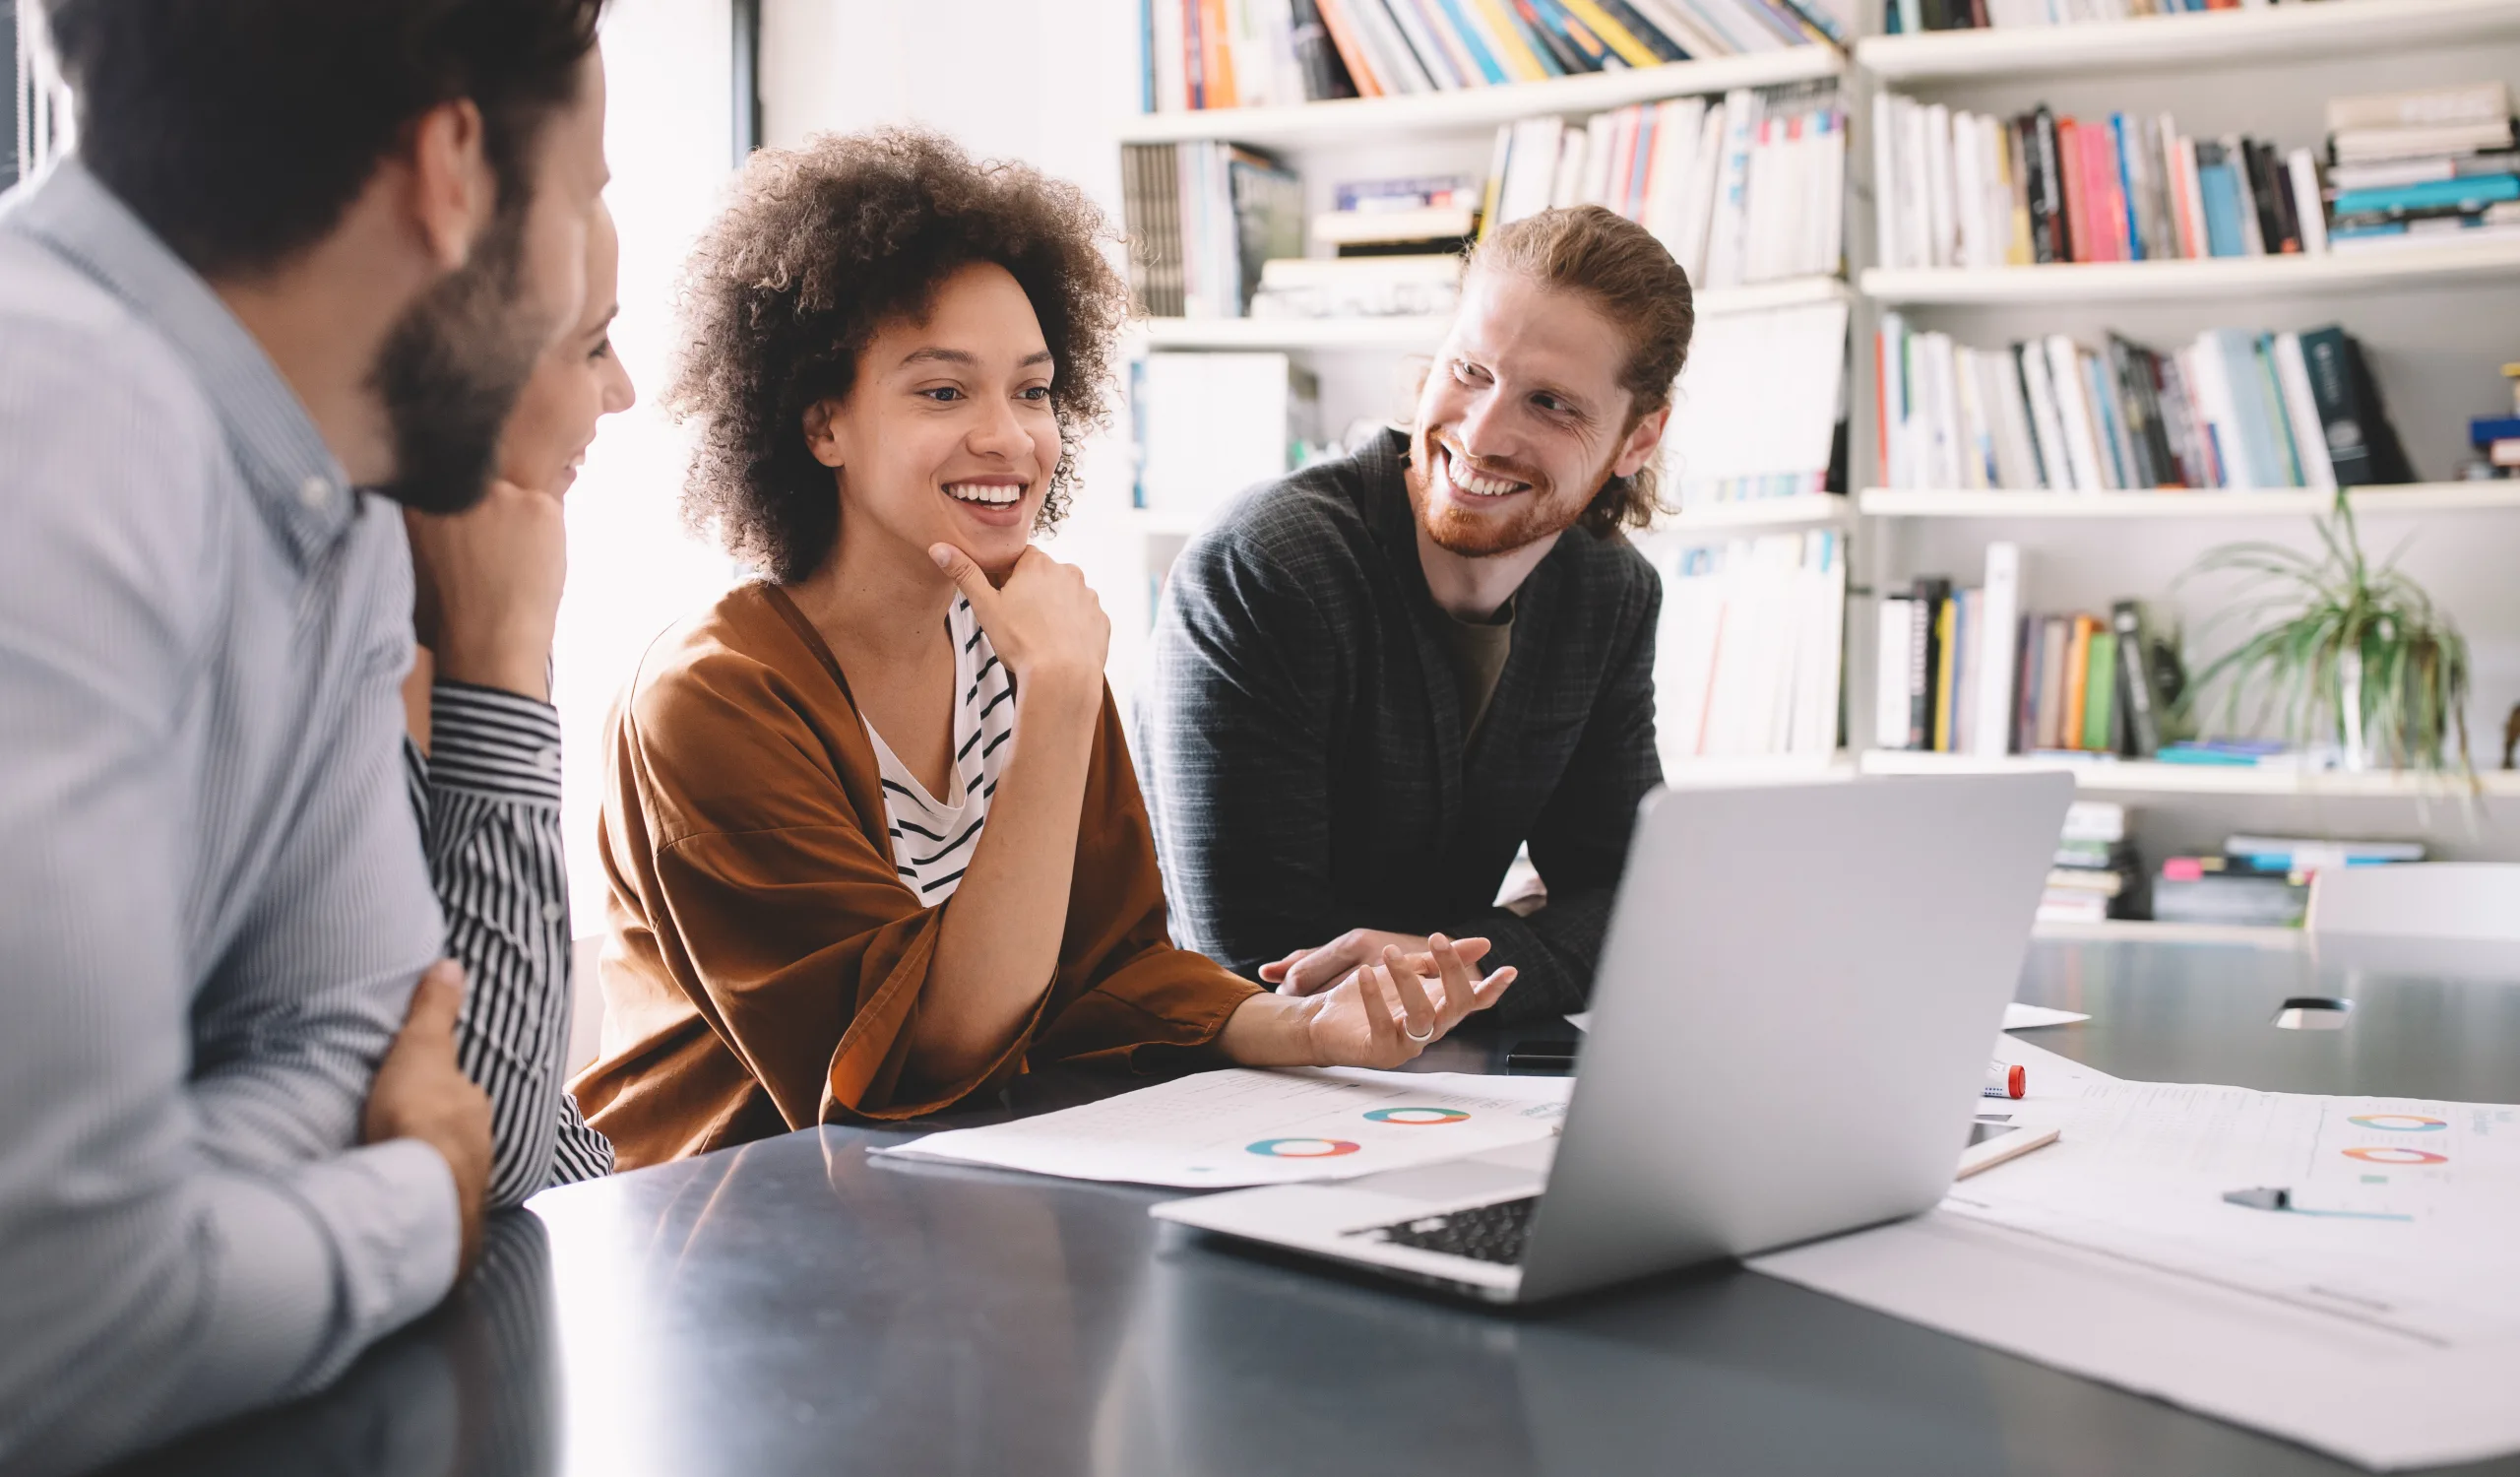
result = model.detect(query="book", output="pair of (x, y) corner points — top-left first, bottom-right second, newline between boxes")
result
(2110, 601), (2167, 756)
(1658, 531), (1847, 764)
(2061, 614), (2095, 749)
(1312, 204), (1478, 247)
(1877, 595), (1919, 749)
(2035, 615), (2070, 752)
(1932, 588), (1961, 752)
(2154, 866), (2308, 927)
(1908, 577), (1950, 750)
(2080, 628), (2117, 752)
(2298, 326), (2415, 486)
(2194, 141), (2248, 258)
(2327, 82), (2512, 134)
(2287, 148), (2330, 255)
(2333, 122), (2520, 163)
(1973, 543), (2022, 757)
(2226, 834), (2426, 866)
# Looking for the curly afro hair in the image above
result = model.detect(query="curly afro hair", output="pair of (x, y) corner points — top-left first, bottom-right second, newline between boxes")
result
(664, 127), (1130, 583)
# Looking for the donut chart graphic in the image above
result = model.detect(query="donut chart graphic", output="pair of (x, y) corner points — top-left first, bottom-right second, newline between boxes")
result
(2349, 1114), (2447, 1131)
(2343, 1145), (2448, 1166)
(1363, 1107), (1472, 1125)
(1246, 1137), (1361, 1158)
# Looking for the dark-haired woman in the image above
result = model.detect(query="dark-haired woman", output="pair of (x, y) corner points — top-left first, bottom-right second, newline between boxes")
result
(571, 129), (1514, 1167)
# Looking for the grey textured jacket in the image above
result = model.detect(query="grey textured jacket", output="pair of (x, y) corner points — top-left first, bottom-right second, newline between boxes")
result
(1137, 428), (1665, 1025)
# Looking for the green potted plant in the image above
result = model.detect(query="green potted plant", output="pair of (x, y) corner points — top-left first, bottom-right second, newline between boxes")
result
(2178, 497), (2474, 784)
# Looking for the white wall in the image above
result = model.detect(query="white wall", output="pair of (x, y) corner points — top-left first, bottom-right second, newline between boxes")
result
(553, 0), (742, 924)
(759, 0), (1168, 692)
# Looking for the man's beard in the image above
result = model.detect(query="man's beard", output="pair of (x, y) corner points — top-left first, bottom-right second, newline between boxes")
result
(1404, 424), (1602, 558)
(369, 203), (552, 514)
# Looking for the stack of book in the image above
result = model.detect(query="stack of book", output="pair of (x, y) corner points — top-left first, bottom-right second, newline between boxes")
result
(1143, 0), (1845, 110)
(1653, 528), (1847, 764)
(1872, 545), (2189, 759)
(1871, 101), (2325, 270)
(1250, 174), (1477, 321)
(2042, 801), (2141, 924)
(1122, 142), (1305, 319)
(2466, 362), (2520, 477)
(2321, 83), (2520, 253)
(1667, 294), (1850, 508)
(1882, 0), (2261, 32)
(1483, 79), (1846, 290)
(1874, 319), (2413, 491)
(1314, 174), (1479, 254)
(2153, 835), (2424, 927)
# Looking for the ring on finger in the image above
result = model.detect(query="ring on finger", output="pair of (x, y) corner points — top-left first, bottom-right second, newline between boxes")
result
(1404, 1018), (1434, 1043)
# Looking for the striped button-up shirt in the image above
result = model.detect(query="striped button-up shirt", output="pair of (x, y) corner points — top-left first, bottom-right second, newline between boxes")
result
(405, 680), (613, 1200)
(0, 161), (458, 1476)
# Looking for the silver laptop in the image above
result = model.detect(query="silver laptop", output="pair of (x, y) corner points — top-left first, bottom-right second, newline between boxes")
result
(1151, 772), (2074, 1304)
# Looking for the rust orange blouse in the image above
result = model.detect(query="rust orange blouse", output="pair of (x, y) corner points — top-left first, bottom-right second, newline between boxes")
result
(570, 582), (1261, 1168)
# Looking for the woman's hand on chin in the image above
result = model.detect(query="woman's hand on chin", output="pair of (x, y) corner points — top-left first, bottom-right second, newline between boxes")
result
(929, 543), (1108, 699)
(1220, 933), (1515, 1069)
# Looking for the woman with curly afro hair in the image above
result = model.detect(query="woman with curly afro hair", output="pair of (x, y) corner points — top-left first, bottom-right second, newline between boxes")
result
(570, 129), (1515, 1166)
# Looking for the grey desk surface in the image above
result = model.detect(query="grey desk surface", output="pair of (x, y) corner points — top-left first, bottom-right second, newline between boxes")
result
(122, 933), (2520, 1477)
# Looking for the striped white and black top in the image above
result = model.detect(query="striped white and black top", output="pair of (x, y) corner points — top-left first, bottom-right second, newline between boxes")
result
(864, 597), (1016, 904)
(403, 680), (613, 1204)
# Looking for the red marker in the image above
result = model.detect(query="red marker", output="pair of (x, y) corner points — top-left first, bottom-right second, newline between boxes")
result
(1984, 1061), (2026, 1099)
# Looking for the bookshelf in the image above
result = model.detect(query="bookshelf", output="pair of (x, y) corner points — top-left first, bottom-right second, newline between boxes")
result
(1857, 0), (2520, 84)
(1114, 49), (1845, 148)
(1858, 483), (2520, 519)
(1861, 238), (2520, 305)
(1841, 0), (2520, 888)
(1113, 2), (2520, 890)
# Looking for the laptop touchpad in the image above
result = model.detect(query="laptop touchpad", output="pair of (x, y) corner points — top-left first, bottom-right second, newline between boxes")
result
(1347, 1140), (1552, 1201)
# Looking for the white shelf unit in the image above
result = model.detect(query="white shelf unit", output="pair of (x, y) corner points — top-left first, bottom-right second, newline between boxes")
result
(1128, 489), (1853, 539)
(1114, 48), (1844, 148)
(1843, 2), (2520, 875)
(1113, 13), (2520, 869)
(1858, 748), (2520, 798)
(1135, 275), (1854, 353)
(1857, 0), (2520, 83)
(1663, 492), (1855, 532)
(1862, 239), (2520, 305)
(1858, 483), (2520, 519)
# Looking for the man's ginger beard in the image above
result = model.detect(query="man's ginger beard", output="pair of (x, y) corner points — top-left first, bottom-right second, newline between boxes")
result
(1405, 423), (1614, 557)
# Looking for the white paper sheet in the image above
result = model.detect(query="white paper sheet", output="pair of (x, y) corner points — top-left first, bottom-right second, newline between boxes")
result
(1754, 1067), (2520, 1470)
(872, 1067), (1568, 1188)
(2000, 1001), (2090, 1030)
(1569, 1002), (2089, 1033)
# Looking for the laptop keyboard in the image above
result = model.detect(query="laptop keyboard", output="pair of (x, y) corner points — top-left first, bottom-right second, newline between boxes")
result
(1352, 1196), (1540, 1265)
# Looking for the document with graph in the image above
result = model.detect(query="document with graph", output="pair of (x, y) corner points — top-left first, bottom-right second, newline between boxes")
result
(1755, 1038), (2520, 1470)
(1947, 1077), (2520, 1346)
(874, 1067), (1569, 1188)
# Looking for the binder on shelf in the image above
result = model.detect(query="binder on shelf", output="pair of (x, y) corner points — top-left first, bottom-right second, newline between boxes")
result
(1654, 528), (1848, 765)
(1668, 294), (1850, 510)
(1132, 352), (1319, 522)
